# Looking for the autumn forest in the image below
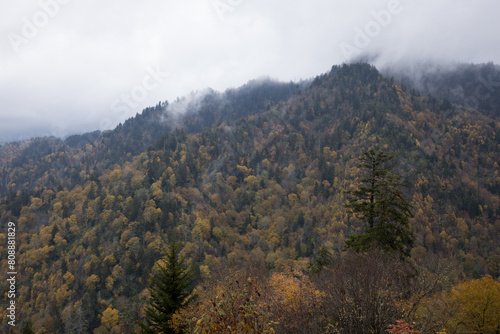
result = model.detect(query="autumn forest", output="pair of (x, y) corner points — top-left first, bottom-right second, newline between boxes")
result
(1, 63), (499, 333)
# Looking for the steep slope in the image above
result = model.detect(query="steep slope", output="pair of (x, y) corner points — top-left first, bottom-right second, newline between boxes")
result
(0, 63), (498, 332)
(0, 79), (299, 195)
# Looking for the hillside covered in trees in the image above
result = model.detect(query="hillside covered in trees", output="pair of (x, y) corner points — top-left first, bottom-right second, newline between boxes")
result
(0, 63), (499, 333)
(382, 61), (500, 119)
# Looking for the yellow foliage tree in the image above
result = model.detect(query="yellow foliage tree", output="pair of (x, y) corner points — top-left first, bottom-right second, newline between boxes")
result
(416, 276), (500, 334)
(448, 276), (500, 334)
(268, 270), (325, 333)
(182, 273), (276, 334)
(93, 305), (121, 334)
(86, 274), (100, 291)
(101, 305), (120, 330)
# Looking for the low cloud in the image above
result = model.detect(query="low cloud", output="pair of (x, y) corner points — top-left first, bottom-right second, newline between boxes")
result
(1, 0), (499, 141)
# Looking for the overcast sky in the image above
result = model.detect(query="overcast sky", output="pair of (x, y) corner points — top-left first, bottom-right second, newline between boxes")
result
(1, 0), (499, 142)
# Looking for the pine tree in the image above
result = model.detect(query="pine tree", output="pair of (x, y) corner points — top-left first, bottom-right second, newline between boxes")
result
(345, 148), (414, 257)
(140, 242), (195, 334)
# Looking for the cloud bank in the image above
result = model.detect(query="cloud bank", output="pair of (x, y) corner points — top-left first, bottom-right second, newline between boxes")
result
(1, 0), (499, 141)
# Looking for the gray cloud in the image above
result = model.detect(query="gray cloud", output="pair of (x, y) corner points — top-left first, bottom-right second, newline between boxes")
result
(1, 0), (499, 142)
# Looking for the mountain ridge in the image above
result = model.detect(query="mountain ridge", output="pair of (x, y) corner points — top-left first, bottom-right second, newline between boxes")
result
(0, 62), (498, 332)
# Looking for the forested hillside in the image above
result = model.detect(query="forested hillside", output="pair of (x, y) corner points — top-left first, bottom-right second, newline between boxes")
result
(0, 63), (499, 333)
(383, 61), (500, 119)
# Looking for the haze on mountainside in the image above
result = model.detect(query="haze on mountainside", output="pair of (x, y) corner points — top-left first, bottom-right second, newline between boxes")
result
(1, 0), (500, 141)
(1, 1), (500, 333)
(1, 63), (499, 333)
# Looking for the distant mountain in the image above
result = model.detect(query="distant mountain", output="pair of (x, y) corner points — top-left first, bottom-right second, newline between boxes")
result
(0, 63), (498, 333)
(0, 78), (299, 194)
(381, 61), (500, 119)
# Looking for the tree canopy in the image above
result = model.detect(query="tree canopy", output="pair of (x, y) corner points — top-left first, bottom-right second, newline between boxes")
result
(0, 63), (498, 332)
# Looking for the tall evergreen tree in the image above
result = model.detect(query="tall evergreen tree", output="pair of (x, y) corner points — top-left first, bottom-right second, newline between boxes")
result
(345, 148), (414, 257)
(139, 242), (195, 334)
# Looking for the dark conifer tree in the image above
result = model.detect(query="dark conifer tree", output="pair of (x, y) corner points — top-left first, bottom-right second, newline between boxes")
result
(139, 242), (195, 334)
(310, 246), (333, 274)
(345, 148), (414, 257)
